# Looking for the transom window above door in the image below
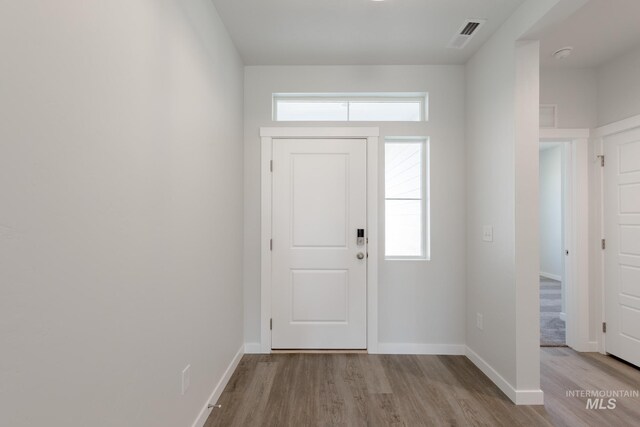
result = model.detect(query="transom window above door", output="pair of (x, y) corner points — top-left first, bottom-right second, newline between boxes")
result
(273, 93), (428, 122)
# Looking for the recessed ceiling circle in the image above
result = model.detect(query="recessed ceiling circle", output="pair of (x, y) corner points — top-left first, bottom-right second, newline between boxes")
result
(553, 47), (574, 59)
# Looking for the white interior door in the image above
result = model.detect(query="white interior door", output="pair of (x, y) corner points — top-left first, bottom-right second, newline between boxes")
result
(604, 127), (640, 367)
(271, 138), (367, 349)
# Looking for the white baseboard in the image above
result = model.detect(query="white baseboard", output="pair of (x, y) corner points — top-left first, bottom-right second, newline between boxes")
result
(191, 345), (244, 427)
(539, 272), (562, 282)
(571, 341), (599, 352)
(244, 342), (264, 354)
(465, 346), (544, 405)
(559, 312), (567, 322)
(514, 389), (546, 405)
(377, 343), (466, 355)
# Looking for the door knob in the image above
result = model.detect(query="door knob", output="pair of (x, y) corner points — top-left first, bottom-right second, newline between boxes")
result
(357, 252), (365, 260)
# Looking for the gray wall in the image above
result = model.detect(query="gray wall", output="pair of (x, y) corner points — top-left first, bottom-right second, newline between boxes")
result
(540, 68), (598, 129)
(540, 44), (640, 130)
(597, 44), (640, 126)
(0, 1), (244, 426)
(243, 65), (466, 347)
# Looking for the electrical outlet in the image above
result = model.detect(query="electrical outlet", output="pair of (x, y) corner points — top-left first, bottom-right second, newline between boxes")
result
(482, 226), (493, 242)
(476, 313), (483, 330)
(181, 365), (191, 395)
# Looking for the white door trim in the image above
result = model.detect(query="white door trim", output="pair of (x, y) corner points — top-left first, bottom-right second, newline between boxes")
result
(540, 128), (593, 351)
(540, 128), (590, 140)
(596, 113), (640, 355)
(594, 114), (640, 138)
(260, 127), (379, 354)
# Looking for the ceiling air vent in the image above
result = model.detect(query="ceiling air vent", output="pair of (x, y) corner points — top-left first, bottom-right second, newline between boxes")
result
(448, 19), (486, 49)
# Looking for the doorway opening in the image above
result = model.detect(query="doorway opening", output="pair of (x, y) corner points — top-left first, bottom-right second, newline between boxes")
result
(539, 141), (568, 347)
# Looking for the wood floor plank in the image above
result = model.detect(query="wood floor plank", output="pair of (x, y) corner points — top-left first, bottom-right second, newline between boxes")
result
(233, 361), (278, 426)
(259, 354), (300, 426)
(204, 349), (640, 427)
(316, 354), (349, 426)
(329, 354), (368, 427)
(379, 355), (445, 426)
(358, 354), (392, 394)
(366, 393), (405, 427)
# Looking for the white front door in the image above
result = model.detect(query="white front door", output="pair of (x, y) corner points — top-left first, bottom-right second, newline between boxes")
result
(271, 138), (367, 349)
(604, 127), (640, 367)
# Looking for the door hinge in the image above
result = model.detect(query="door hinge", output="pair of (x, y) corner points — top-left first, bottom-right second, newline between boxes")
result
(602, 239), (606, 250)
(597, 155), (605, 167)
(270, 239), (273, 251)
(270, 160), (273, 172)
(602, 322), (607, 333)
(270, 318), (273, 330)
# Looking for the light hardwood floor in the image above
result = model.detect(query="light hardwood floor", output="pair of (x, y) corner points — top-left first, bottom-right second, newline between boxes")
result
(204, 348), (640, 426)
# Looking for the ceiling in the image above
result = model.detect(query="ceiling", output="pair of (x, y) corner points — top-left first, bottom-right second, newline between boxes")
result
(212, 0), (525, 65)
(540, 0), (640, 68)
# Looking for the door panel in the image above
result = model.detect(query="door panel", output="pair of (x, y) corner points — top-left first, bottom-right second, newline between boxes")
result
(291, 270), (348, 322)
(291, 154), (348, 248)
(604, 127), (640, 367)
(620, 226), (640, 255)
(620, 184), (640, 213)
(272, 139), (367, 349)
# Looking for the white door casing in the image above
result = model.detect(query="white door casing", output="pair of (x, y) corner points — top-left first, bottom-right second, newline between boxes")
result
(604, 126), (640, 367)
(539, 129), (591, 352)
(271, 139), (367, 349)
(260, 127), (379, 354)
